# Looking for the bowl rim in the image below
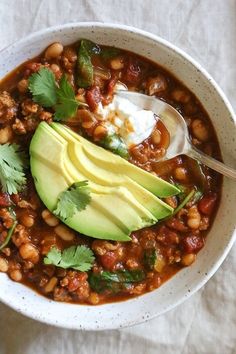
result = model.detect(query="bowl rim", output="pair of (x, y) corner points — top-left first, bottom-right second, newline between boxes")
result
(0, 21), (235, 330)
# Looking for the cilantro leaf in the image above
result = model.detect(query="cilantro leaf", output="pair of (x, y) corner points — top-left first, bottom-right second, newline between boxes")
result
(28, 68), (57, 107)
(0, 144), (27, 194)
(54, 75), (80, 121)
(54, 180), (91, 220)
(29, 68), (85, 121)
(44, 245), (95, 271)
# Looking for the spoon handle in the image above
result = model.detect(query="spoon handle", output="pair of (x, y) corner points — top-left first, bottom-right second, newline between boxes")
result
(186, 145), (236, 180)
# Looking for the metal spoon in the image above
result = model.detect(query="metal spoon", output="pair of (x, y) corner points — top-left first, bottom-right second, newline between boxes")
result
(116, 90), (236, 180)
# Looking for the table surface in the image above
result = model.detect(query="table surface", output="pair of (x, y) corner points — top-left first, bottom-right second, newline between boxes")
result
(0, 0), (235, 353)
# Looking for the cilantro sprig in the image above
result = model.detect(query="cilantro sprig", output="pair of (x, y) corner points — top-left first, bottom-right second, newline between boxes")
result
(0, 144), (27, 194)
(44, 245), (95, 271)
(54, 180), (91, 220)
(28, 67), (85, 121)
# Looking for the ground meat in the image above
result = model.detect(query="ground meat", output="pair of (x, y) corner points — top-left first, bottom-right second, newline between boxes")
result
(0, 91), (17, 123)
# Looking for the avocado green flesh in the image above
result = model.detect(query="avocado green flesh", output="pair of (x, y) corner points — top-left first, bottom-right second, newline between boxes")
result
(50, 124), (174, 219)
(53, 123), (179, 198)
(30, 122), (176, 241)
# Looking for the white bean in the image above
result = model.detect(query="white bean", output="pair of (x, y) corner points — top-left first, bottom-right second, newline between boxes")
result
(45, 42), (63, 59)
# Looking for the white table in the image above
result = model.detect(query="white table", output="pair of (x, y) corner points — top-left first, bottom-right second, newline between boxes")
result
(0, 0), (235, 353)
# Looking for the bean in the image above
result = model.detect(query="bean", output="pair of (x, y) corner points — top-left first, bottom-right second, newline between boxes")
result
(54, 224), (75, 241)
(181, 253), (196, 266)
(88, 292), (100, 305)
(187, 206), (201, 229)
(110, 57), (124, 70)
(198, 193), (217, 215)
(20, 214), (35, 228)
(151, 129), (161, 145)
(191, 119), (209, 142)
(172, 89), (191, 103)
(42, 209), (59, 227)
(44, 277), (58, 293)
(19, 243), (39, 264)
(0, 126), (12, 144)
(174, 167), (187, 181)
(17, 79), (28, 93)
(0, 257), (8, 272)
(10, 269), (22, 282)
(45, 42), (63, 59)
(93, 125), (107, 140)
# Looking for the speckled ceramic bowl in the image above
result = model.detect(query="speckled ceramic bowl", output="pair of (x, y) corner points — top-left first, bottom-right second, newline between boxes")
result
(0, 22), (235, 330)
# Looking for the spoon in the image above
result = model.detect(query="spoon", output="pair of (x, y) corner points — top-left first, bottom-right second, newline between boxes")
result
(116, 90), (236, 180)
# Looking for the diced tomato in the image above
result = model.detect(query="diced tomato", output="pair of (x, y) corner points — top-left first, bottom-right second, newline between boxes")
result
(107, 77), (117, 96)
(100, 251), (117, 270)
(68, 277), (80, 292)
(0, 193), (11, 207)
(11, 193), (21, 204)
(198, 193), (217, 215)
(157, 225), (179, 245)
(86, 86), (102, 112)
(123, 58), (141, 83)
(181, 234), (204, 253)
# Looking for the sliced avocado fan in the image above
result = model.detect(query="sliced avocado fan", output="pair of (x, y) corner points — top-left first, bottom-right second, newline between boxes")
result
(30, 122), (179, 241)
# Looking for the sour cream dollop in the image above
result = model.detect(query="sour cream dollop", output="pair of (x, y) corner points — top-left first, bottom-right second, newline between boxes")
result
(96, 91), (156, 148)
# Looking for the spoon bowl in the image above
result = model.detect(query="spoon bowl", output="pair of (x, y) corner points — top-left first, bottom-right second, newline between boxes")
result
(117, 90), (236, 179)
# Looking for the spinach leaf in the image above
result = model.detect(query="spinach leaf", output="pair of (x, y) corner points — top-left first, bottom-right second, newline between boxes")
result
(100, 47), (121, 60)
(89, 270), (145, 293)
(77, 39), (100, 88)
(143, 249), (157, 270)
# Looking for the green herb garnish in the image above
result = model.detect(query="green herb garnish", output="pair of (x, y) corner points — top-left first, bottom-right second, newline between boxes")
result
(100, 47), (121, 60)
(54, 75), (81, 121)
(29, 68), (84, 120)
(0, 144), (27, 194)
(100, 133), (129, 159)
(143, 249), (157, 270)
(77, 39), (100, 88)
(175, 183), (189, 202)
(0, 209), (17, 250)
(44, 245), (95, 271)
(54, 180), (91, 220)
(89, 270), (145, 293)
(191, 189), (203, 204)
(0, 220), (17, 250)
(28, 67), (57, 107)
(173, 189), (195, 217)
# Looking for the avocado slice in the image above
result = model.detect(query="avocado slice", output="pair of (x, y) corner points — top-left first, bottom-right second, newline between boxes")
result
(30, 122), (176, 241)
(52, 123), (179, 198)
(52, 126), (174, 220)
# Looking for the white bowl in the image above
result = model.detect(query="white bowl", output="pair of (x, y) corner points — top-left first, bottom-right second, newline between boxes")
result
(0, 22), (235, 330)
